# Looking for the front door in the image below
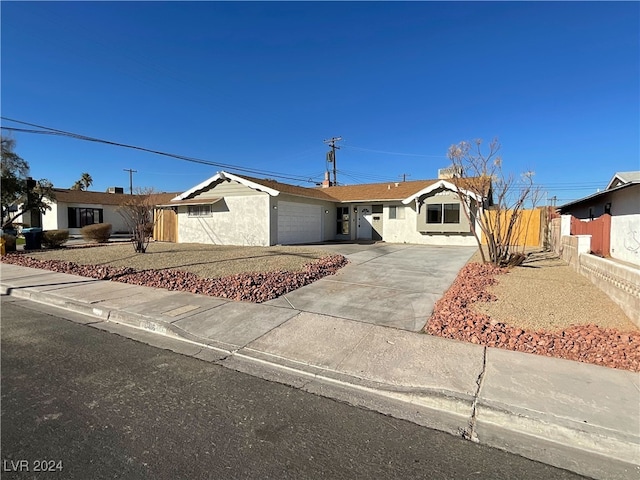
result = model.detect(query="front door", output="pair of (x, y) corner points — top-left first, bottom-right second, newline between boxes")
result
(357, 205), (372, 240)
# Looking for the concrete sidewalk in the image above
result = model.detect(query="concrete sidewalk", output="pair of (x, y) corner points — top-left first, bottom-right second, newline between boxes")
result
(1, 263), (638, 480)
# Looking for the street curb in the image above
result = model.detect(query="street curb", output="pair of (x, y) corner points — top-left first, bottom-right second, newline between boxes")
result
(2, 282), (639, 480)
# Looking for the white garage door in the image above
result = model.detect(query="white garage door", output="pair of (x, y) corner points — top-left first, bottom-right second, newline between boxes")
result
(277, 202), (323, 245)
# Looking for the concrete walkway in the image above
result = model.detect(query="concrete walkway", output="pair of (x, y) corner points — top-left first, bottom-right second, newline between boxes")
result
(266, 243), (476, 331)
(1, 261), (639, 480)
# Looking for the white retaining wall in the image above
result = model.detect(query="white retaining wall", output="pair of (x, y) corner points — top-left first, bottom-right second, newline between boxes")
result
(561, 235), (640, 327)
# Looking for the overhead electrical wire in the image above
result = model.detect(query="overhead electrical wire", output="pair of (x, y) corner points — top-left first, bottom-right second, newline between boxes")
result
(2, 117), (613, 191)
(341, 144), (447, 158)
(1, 117), (320, 185)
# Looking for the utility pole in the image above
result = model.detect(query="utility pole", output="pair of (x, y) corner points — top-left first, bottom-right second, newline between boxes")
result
(323, 137), (342, 186)
(123, 168), (137, 195)
(399, 173), (411, 182)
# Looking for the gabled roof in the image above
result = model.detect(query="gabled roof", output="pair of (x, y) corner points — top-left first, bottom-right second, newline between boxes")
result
(174, 171), (340, 202)
(401, 179), (482, 205)
(318, 179), (438, 202)
(234, 174), (338, 201)
(173, 171), (282, 200)
(174, 171), (491, 204)
(52, 189), (178, 206)
(606, 171), (640, 190)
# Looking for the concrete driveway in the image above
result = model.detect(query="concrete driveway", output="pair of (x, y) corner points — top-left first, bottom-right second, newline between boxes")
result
(265, 243), (477, 332)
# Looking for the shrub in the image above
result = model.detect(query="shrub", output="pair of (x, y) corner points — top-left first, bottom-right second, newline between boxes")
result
(42, 229), (69, 248)
(1, 234), (16, 252)
(81, 223), (112, 243)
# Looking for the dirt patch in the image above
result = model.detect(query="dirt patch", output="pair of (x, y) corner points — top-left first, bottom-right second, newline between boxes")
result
(425, 260), (640, 372)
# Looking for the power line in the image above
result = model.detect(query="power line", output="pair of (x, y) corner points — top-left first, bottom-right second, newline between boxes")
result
(1, 117), (317, 185)
(342, 144), (446, 158)
(323, 136), (342, 186)
(123, 168), (137, 195)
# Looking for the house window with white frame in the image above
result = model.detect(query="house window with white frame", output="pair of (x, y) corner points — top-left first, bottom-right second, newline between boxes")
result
(388, 205), (405, 219)
(188, 205), (212, 217)
(427, 203), (460, 224)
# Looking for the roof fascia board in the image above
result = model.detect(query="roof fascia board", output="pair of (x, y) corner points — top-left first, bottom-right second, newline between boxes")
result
(559, 181), (639, 210)
(173, 171), (280, 201)
(335, 198), (407, 203)
(605, 173), (624, 191)
(221, 172), (280, 196)
(401, 179), (480, 205)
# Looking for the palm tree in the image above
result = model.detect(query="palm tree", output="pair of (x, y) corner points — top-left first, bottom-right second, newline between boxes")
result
(71, 173), (93, 191)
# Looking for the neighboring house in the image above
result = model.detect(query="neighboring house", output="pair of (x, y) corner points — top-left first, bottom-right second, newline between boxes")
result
(20, 188), (177, 236)
(156, 170), (490, 247)
(559, 171), (640, 266)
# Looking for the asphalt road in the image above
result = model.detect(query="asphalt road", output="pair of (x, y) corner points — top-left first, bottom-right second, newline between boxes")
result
(1, 296), (586, 480)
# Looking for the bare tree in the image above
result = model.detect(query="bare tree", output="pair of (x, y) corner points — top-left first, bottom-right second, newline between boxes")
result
(447, 138), (540, 267)
(117, 188), (156, 253)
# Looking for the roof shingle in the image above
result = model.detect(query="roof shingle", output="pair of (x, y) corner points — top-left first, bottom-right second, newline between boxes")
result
(52, 189), (179, 206)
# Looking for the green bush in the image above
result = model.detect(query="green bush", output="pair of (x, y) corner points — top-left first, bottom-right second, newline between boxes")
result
(80, 223), (112, 243)
(42, 229), (69, 248)
(2, 234), (16, 252)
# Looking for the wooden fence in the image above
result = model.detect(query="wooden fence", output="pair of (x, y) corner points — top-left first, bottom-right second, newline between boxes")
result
(570, 214), (611, 257)
(481, 208), (543, 247)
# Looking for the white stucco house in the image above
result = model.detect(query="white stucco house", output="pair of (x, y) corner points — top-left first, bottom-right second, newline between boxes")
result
(19, 188), (177, 236)
(156, 171), (490, 247)
(559, 171), (640, 266)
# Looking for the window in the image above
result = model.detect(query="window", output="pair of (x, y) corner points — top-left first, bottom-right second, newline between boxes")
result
(427, 203), (460, 224)
(389, 205), (405, 219)
(427, 204), (442, 224)
(372, 204), (383, 214)
(336, 206), (350, 235)
(68, 207), (103, 228)
(188, 205), (212, 217)
(443, 204), (460, 223)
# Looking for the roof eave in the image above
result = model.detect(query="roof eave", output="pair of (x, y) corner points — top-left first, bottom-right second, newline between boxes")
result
(173, 171), (280, 201)
(559, 181), (639, 210)
(401, 179), (481, 205)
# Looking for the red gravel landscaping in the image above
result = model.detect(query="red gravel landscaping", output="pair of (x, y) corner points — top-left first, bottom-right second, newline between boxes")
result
(1, 252), (349, 303)
(425, 263), (640, 372)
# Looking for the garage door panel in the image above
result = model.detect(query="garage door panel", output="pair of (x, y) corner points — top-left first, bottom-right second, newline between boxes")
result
(278, 202), (322, 244)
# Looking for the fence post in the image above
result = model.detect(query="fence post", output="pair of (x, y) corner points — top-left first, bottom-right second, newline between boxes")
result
(602, 213), (611, 257)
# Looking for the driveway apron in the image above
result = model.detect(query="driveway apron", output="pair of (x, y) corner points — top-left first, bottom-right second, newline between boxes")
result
(265, 243), (476, 331)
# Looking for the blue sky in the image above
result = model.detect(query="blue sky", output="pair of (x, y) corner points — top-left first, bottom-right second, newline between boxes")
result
(2, 1), (638, 204)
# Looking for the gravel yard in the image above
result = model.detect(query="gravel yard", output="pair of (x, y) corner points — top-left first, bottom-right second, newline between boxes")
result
(426, 248), (639, 371)
(472, 250), (638, 332)
(19, 242), (332, 278)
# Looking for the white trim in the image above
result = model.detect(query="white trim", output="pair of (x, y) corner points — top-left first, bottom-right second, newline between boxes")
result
(605, 171), (640, 190)
(401, 179), (481, 205)
(172, 171), (280, 201)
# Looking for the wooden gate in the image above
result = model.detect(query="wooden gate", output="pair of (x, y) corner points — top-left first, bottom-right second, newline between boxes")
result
(570, 214), (610, 257)
(153, 208), (178, 243)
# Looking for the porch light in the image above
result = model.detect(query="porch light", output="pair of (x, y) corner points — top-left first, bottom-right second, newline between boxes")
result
(353, 207), (357, 213)
(325, 210), (329, 214)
